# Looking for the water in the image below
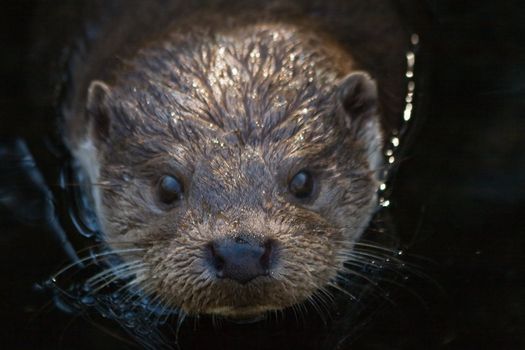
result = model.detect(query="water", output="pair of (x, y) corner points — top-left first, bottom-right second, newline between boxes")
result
(1, 0), (525, 349)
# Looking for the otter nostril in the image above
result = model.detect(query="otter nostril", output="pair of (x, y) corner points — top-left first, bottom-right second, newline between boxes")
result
(206, 236), (274, 284)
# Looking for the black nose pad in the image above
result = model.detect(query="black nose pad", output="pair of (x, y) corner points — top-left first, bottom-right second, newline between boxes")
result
(207, 236), (274, 284)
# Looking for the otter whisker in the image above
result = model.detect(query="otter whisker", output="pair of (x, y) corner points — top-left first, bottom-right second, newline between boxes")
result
(289, 302), (302, 326)
(147, 289), (177, 321)
(353, 240), (401, 251)
(340, 250), (405, 270)
(306, 292), (329, 325)
(338, 266), (381, 287)
(317, 284), (337, 305)
(114, 271), (150, 298)
(366, 275), (429, 308)
(348, 248), (434, 284)
(327, 281), (358, 302)
(52, 248), (146, 279)
(70, 240), (142, 256)
(351, 248), (402, 261)
(86, 260), (145, 287)
(173, 310), (187, 348)
(90, 267), (149, 294)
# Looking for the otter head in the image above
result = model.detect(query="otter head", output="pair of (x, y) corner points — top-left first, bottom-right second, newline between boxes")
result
(78, 24), (382, 318)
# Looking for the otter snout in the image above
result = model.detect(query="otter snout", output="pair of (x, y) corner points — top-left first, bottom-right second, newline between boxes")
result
(206, 236), (275, 284)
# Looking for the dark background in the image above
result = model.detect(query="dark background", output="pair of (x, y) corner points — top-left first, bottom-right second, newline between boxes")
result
(1, 0), (524, 349)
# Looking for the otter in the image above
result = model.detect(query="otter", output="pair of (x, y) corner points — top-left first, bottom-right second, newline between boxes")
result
(54, 0), (411, 323)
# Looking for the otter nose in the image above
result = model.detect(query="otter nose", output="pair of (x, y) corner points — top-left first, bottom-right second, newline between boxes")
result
(207, 236), (273, 284)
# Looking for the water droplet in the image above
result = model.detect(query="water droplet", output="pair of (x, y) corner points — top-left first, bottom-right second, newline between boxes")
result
(391, 137), (400, 147)
(81, 295), (96, 305)
(406, 52), (415, 68)
(411, 33), (420, 45)
(403, 103), (413, 121)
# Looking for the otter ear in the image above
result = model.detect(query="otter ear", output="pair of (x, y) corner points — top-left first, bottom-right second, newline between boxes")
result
(338, 72), (383, 172)
(86, 80), (112, 141)
(337, 71), (378, 119)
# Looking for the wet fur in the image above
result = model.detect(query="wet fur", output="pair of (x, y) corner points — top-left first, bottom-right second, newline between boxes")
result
(63, 2), (405, 317)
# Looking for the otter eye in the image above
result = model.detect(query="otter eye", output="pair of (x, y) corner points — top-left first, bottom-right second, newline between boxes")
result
(289, 170), (314, 199)
(157, 175), (183, 205)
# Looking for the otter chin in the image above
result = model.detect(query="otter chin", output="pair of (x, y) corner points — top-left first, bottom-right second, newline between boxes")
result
(65, 20), (384, 318)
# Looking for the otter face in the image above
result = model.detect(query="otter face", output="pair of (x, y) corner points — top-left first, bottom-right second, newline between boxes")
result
(76, 25), (382, 318)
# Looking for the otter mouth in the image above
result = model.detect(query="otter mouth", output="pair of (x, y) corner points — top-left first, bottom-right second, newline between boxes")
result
(225, 313), (267, 324)
(204, 305), (277, 321)
(190, 276), (295, 317)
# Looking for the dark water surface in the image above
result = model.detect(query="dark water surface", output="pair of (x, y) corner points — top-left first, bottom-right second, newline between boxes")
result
(1, 0), (524, 349)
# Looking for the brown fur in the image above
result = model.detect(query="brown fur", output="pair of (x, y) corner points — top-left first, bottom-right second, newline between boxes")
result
(64, 3), (404, 317)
